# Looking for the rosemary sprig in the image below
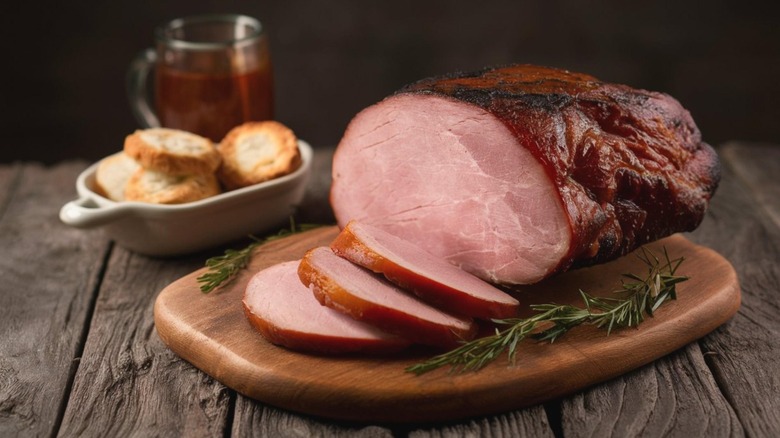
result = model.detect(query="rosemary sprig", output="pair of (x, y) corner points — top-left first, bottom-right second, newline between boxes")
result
(197, 218), (321, 293)
(406, 246), (687, 375)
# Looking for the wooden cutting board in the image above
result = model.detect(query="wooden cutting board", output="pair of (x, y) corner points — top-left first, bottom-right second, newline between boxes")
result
(153, 226), (740, 423)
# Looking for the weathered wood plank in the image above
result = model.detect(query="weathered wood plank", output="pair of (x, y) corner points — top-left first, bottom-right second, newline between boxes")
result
(561, 343), (742, 437)
(229, 382), (554, 437)
(407, 406), (554, 438)
(720, 142), (780, 228)
(57, 248), (232, 437)
(686, 145), (780, 437)
(0, 162), (110, 437)
(231, 395), (394, 437)
(0, 163), (21, 217)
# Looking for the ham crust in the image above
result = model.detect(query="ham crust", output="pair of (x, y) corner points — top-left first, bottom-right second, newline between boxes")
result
(331, 64), (719, 284)
(399, 64), (720, 272)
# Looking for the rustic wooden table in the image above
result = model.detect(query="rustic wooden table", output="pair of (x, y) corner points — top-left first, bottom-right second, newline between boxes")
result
(1, 143), (778, 437)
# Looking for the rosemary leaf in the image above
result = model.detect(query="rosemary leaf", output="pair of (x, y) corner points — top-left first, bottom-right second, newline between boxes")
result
(406, 246), (688, 375)
(197, 217), (321, 293)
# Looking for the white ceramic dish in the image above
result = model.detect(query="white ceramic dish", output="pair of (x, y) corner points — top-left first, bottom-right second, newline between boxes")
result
(60, 140), (312, 256)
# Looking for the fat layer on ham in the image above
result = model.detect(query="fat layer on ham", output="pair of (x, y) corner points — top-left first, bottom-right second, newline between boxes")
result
(331, 220), (520, 318)
(330, 64), (719, 285)
(242, 261), (409, 354)
(298, 246), (477, 348)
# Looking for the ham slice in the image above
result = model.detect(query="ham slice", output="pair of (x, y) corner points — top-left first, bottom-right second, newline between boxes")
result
(243, 261), (409, 354)
(331, 220), (520, 318)
(298, 247), (477, 348)
(330, 64), (720, 285)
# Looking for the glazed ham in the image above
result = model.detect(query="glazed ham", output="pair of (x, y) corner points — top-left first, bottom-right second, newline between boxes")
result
(331, 220), (520, 318)
(243, 261), (409, 354)
(331, 64), (719, 284)
(298, 247), (477, 348)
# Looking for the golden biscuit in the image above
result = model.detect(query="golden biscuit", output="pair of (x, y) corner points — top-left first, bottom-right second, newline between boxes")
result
(124, 168), (221, 204)
(94, 152), (140, 201)
(124, 128), (221, 175)
(217, 121), (301, 190)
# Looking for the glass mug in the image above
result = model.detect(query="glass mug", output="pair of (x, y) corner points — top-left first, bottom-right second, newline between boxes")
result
(127, 14), (274, 142)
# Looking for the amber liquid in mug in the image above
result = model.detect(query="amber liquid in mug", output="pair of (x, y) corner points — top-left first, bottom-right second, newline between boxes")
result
(155, 65), (274, 142)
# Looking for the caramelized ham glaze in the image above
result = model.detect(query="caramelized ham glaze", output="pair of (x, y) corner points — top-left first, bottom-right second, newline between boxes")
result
(330, 64), (719, 284)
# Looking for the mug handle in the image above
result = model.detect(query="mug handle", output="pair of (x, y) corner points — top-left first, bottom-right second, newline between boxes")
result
(126, 48), (161, 128)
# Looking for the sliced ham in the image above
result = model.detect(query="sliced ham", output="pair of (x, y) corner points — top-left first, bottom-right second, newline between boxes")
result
(330, 64), (720, 285)
(243, 261), (410, 354)
(298, 247), (477, 349)
(331, 220), (520, 318)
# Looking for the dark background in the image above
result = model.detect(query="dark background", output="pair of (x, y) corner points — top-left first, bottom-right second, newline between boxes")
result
(2, 0), (779, 163)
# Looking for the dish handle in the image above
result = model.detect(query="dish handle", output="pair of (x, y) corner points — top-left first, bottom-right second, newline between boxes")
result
(59, 197), (131, 228)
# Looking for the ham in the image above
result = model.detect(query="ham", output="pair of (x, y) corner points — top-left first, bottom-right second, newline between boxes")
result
(242, 261), (410, 354)
(331, 220), (520, 318)
(298, 247), (477, 348)
(330, 64), (719, 285)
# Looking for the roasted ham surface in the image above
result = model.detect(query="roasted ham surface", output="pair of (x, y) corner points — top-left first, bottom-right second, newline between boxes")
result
(330, 64), (719, 285)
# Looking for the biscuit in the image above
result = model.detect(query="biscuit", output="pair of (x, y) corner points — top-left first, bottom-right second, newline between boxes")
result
(217, 121), (301, 190)
(124, 128), (221, 175)
(94, 152), (140, 201)
(124, 168), (221, 204)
